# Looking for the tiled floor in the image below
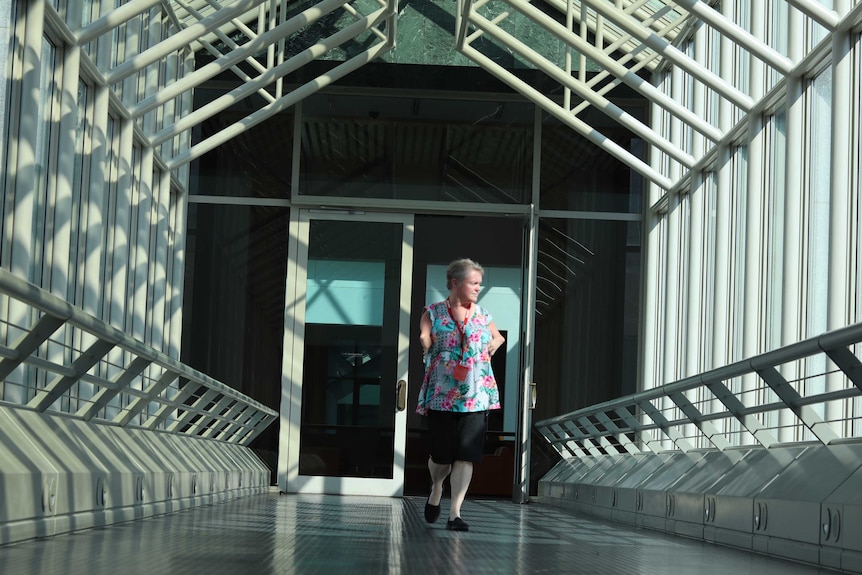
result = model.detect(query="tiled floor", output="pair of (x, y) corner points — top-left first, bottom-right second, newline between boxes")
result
(0, 491), (842, 575)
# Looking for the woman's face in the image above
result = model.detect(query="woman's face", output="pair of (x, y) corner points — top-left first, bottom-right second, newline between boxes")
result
(453, 270), (483, 304)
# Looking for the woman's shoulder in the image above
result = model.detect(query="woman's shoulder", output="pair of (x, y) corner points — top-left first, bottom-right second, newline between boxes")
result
(426, 300), (447, 316)
(474, 305), (493, 322)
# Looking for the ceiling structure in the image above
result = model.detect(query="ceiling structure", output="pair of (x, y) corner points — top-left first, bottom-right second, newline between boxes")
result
(74, 0), (853, 196)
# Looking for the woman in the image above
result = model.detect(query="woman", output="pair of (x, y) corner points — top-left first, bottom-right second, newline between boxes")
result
(416, 258), (505, 532)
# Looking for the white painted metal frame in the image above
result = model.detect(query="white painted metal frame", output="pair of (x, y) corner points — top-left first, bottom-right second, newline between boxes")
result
(278, 210), (414, 496)
(453, 0), (857, 197)
(0, 267), (276, 445)
(452, 0), (862, 453)
(535, 321), (862, 456)
(1, 0), (398, 433)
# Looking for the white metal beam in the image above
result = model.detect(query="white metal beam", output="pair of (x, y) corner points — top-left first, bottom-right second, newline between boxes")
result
(129, 0), (350, 118)
(673, 0), (794, 74)
(103, 0), (265, 85)
(483, 0), (725, 142)
(155, 5), (392, 150)
(75, 0), (164, 45)
(544, 0), (686, 72)
(468, 11), (697, 168)
(167, 32), (394, 169)
(784, 0), (841, 29)
(576, 0), (754, 111)
(458, 41), (675, 190)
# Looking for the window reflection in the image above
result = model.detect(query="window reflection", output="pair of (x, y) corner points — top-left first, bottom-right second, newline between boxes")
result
(299, 93), (533, 203)
(532, 218), (641, 419)
(540, 117), (642, 213)
(192, 112), (293, 198)
(181, 204), (288, 477)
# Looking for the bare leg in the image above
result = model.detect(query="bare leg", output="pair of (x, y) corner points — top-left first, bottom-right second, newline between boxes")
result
(428, 458), (451, 506)
(448, 460), (473, 519)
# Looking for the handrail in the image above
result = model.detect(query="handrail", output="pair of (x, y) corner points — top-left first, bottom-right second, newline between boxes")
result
(0, 267), (277, 445)
(535, 322), (862, 457)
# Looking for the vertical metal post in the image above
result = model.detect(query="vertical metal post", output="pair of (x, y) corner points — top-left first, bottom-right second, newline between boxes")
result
(780, 3), (805, 442)
(827, 0), (853, 428)
(741, 1), (767, 445)
(513, 107), (541, 504)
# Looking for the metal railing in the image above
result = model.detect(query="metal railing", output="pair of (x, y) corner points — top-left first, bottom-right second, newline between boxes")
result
(535, 323), (862, 457)
(0, 268), (277, 446)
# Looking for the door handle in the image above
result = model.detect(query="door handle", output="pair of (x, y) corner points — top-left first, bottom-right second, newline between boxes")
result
(396, 379), (407, 412)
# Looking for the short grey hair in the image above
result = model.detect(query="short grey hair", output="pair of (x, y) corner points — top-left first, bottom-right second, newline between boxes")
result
(446, 258), (484, 290)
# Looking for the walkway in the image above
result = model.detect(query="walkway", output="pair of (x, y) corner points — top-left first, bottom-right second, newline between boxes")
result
(0, 491), (841, 574)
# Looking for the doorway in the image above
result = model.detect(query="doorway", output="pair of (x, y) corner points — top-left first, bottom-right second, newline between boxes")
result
(277, 211), (524, 497)
(278, 210), (414, 496)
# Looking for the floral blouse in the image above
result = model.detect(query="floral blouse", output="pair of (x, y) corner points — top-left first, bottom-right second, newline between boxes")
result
(416, 300), (501, 415)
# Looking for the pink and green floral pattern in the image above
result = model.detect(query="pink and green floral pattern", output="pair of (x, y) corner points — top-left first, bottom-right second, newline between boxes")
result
(416, 301), (501, 415)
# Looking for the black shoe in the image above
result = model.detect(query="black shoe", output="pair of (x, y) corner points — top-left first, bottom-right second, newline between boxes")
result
(446, 517), (469, 532)
(424, 498), (441, 523)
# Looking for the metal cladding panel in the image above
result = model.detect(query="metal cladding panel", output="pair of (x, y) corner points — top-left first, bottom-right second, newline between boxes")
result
(539, 481), (563, 498)
(764, 536), (821, 565)
(0, 404), (272, 544)
(214, 441), (271, 492)
(572, 483), (596, 505)
(160, 433), (223, 500)
(671, 450), (742, 493)
(668, 491), (705, 524)
(840, 504), (862, 553)
(573, 456), (621, 484)
(104, 427), (171, 507)
(823, 466), (862, 552)
(2, 408), (109, 516)
(610, 508), (638, 525)
(820, 545), (843, 571)
(537, 457), (595, 500)
(640, 512), (667, 531)
(757, 444), (862, 502)
(842, 549), (862, 573)
(640, 489), (669, 518)
(710, 495), (755, 533)
(614, 488), (638, 514)
(753, 498), (823, 545)
(672, 516), (704, 539)
(635, 452), (702, 491)
(705, 525), (753, 550)
(0, 408), (58, 542)
(588, 454), (650, 486)
(542, 457), (594, 483)
(710, 446), (806, 497)
(614, 454), (667, 488)
(754, 444), (862, 545)
(67, 422), (147, 510)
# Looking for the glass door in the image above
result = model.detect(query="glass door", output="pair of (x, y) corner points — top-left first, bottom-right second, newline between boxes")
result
(279, 210), (414, 496)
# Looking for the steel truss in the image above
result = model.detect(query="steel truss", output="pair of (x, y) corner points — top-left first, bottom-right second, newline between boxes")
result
(454, 0), (861, 196)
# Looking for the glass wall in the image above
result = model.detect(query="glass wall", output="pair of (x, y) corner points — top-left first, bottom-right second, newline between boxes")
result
(531, 218), (641, 420)
(185, 84), (643, 492)
(191, 111), (294, 199)
(299, 93), (534, 202)
(181, 203), (289, 470)
(1, 1), (193, 417)
(540, 116), (644, 213)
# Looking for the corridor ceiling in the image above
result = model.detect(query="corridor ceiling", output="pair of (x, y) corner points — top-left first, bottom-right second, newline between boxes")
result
(79, 0), (851, 194)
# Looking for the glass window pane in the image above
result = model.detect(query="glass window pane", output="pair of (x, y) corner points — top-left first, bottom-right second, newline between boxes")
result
(32, 37), (59, 286)
(300, 219), (404, 479)
(180, 203), (288, 475)
(532, 218), (641, 419)
(191, 111), (293, 198)
(540, 117), (644, 213)
(807, 69), (832, 339)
